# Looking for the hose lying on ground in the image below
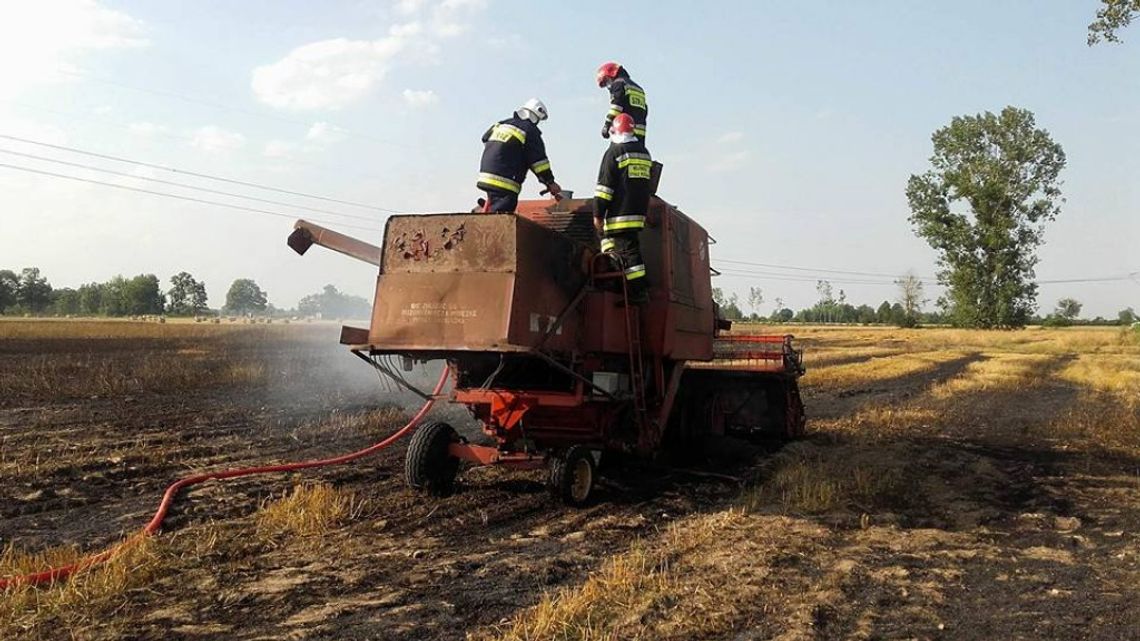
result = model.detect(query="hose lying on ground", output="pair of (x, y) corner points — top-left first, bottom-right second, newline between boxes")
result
(0, 367), (450, 590)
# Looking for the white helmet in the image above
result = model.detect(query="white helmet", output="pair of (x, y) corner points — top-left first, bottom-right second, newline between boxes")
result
(516, 98), (548, 123)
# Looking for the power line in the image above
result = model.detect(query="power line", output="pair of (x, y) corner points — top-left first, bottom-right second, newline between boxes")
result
(716, 257), (938, 281)
(0, 134), (400, 213)
(0, 147), (386, 225)
(0, 161), (377, 232)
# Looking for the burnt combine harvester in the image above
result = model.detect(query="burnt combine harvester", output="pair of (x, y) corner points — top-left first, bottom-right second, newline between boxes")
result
(288, 195), (804, 504)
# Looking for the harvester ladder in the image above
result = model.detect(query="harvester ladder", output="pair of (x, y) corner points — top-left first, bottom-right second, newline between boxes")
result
(620, 278), (648, 425)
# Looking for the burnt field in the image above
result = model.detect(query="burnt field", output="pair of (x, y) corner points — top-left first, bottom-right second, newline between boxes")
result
(2, 320), (1140, 640)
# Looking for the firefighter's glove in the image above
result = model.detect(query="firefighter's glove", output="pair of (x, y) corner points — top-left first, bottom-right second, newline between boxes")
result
(601, 124), (611, 139)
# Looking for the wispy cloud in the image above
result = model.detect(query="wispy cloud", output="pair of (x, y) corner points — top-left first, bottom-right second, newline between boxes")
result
(251, 0), (484, 111)
(402, 88), (439, 107)
(191, 125), (246, 153)
(708, 150), (751, 173)
(717, 131), (744, 144)
(0, 0), (147, 101)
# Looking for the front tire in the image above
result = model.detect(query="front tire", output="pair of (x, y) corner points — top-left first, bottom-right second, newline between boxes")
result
(405, 421), (460, 496)
(549, 446), (598, 506)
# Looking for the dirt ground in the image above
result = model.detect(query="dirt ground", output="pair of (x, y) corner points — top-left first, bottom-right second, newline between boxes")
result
(2, 320), (1139, 640)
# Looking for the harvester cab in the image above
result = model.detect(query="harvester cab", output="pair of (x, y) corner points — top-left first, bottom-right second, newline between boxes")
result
(287, 194), (804, 505)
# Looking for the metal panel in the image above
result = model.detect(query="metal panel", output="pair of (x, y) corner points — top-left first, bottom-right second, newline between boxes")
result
(369, 272), (516, 350)
(382, 213), (516, 274)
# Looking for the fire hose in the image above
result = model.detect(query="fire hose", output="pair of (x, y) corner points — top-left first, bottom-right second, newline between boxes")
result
(0, 367), (450, 590)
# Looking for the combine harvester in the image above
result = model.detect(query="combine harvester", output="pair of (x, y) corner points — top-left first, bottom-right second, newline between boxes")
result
(288, 193), (805, 505)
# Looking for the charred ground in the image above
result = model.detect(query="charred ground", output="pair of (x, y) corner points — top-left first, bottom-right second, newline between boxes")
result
(2, 321), (1139, 640)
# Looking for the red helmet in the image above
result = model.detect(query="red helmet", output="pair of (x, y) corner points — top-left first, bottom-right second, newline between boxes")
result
(596, 61), (622, 87)
(611, 113), (635, 136)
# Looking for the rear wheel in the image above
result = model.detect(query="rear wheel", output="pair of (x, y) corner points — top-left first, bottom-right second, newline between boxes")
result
(405, 421), (460, 496)
(549, 446), (597, 506)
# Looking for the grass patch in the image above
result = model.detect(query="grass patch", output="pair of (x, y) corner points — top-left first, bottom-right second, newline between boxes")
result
(0, 537), (162, 640)
(741, 442), (904, 514)
(256, 483), (363, 542)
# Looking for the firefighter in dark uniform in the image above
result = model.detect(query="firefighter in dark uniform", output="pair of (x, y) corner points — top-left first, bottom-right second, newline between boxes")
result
(596, 61), (648, 142)
(477, 98), (561, 212)
(594, 113), (652, 305)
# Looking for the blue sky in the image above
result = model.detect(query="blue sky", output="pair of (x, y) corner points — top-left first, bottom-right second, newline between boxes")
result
(0, 0), (1136, 316)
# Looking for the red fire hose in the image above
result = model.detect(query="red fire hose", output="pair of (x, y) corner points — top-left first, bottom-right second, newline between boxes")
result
(0, 368), (450, 590)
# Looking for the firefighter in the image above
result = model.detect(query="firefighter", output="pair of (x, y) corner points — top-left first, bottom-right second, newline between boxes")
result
(596, 61), (648, 142)
(594, 113), (652, 305)
(476, 98), (561, 213)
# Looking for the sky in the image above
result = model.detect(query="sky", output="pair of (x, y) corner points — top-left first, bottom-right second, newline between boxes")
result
(0, 0), (1137, 317)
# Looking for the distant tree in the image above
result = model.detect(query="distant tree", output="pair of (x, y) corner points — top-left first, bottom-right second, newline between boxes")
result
(297, 284), (372, 319)
(122, 275), (165, 315)
(17, 267), (53, 314)
(771, 297), (785, 319)
(1119, 307), (1137, 325)
(907, 107), (1065, 329)
(723, 292), (744, 320)
(1055, 298), (1083, 321)
(876, 301), (893, 324)
(225, 279), (268, 315)
(52, 288), (81, 316)
(895, 272), (927, 326)
(855, 304), (877, 325)
(711, 287), (725, 307)
(77, 282), (105, 316)
(100, 276), (129, 316)
(815, 280), (835, 323)
(747, 286), (764, 320)
(167, 272), (209, 316)
(0, 269), (17, 314)
(1089, 0), (1139, 44)
(773, 307), (794, 322)
(890, 303), (906, 325)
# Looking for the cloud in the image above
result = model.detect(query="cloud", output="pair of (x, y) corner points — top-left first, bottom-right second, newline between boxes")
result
(394, 0), (430, 15)
(251, 1), (484, 110)
(0, 0), (147, 100)
(708, 150), (751, 173)
(251, 37), (410, 111)
(402, 89), (439, 107)
(128, 121), (168, 137)
(263, 140), (296, 159)
(306, 121), (348, 144)
(191, 126), (246, 153)
(717, 131), (744, 144)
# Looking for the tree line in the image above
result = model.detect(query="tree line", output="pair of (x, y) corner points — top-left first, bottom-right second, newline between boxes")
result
(0, 267), (370, 319)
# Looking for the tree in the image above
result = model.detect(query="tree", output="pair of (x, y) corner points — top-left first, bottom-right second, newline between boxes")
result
(1089, 0), (1139, 44)
(122, 274), (165, 315)
(0, 269), (17, 314)
(723, 292), (745, 320)
(225, 279), (268, 315)
(17, 267), (53, 314)
(77, 282), (104, 315)
(711, 287), (725, 307)
(876, 301), (893, 324)
(747, 286), (764, 320)
(906, 107), (1065, 329)
(895, 272), (926, 325)
(1119, 308), (1137, 325)
(52, 288), (81, 316)
(167, 272), (209, 316)
(815, 280), (835, 323)
(1055, 298), (1083, 321)
(773, 308), (794, 322)
(297, 284), (372, 319)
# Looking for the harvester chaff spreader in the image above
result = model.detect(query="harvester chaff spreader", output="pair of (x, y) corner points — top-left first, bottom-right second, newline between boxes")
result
(287, 195), (804, 505)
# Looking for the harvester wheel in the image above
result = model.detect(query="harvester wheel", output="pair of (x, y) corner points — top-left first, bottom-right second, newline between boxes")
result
(405, 421), (460, 496)
(549, 446), (597, 507)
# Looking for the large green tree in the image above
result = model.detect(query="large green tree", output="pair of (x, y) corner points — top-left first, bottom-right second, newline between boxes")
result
(225, 279), (268, 315)
(167, 271), (209, 316)
(0, 269), (17, 314)
(297, 284), (371, 319)
(17, 267), (53, 314)
(906, 107), (1066, 329)
(1089, 0), (1139, 44)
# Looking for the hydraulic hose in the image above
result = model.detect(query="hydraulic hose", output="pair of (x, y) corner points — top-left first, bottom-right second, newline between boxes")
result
(0, 367), (450, 590)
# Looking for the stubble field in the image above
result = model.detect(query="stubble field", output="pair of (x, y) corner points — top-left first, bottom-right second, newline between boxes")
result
(1, 319), (1138, 640)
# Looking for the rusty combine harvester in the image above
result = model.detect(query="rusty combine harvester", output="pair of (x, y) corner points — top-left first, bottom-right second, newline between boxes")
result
(287, 194), (805, 504)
